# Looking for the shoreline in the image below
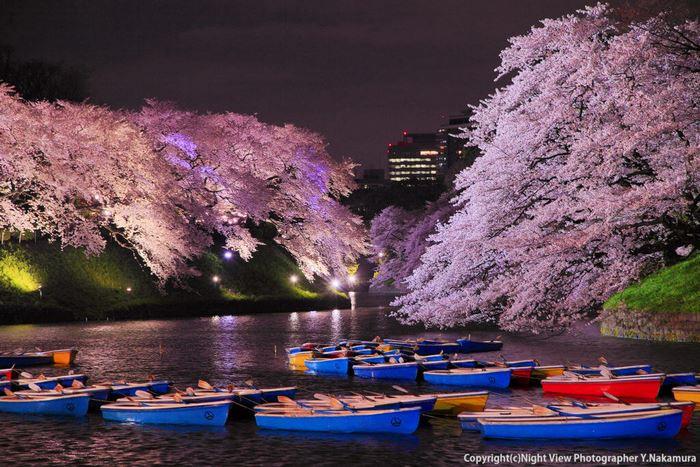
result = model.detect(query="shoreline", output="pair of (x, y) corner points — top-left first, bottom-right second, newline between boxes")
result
(0, 295), (351, 326)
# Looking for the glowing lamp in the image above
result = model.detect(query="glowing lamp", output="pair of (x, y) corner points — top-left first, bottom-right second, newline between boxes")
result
(290, 274), (299, 284)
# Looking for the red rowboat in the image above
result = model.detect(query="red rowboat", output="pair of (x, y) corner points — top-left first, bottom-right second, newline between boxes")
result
(541, 375), (663, 401)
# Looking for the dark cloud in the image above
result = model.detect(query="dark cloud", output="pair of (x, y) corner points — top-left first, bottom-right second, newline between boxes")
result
(2, 0), (590, 169)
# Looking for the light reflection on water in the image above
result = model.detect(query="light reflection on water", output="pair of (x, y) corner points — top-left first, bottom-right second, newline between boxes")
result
(0, 306), (697, 465)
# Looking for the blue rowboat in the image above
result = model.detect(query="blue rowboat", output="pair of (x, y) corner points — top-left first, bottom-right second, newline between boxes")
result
(305, 357), (350, 375)
(17, 385), (112, 402)
(0, 353), (53, 367)
(663, 373), (697, 389)
(255, 407), (421, 434)
(109, 380), (172, 398)
(415, 342), (461, 355)
(102, 400), (231, 426)
(418, 360), (450, 371)
(423, 368), (511, 388)
(352, 348), (374, 356)
(451, 359), (478, 368)
(353, 355), (385, 364)
(456, 338), (503, 353)
(352, 362), (418, 381)
(0, 393), (90, 416)
(569, 364), (653, 377)
(14, 374), (88, 391)
(478, 409), (683, 439)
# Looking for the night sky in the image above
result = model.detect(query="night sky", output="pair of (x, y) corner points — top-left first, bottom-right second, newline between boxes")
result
(2, 0), (590, 170)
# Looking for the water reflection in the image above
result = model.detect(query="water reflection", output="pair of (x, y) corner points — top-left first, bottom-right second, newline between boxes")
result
(0, 307), (697, 465)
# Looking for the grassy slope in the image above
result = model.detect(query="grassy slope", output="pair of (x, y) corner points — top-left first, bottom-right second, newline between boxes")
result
(604, 254), (700, 313)
(0, 240), (343, 322)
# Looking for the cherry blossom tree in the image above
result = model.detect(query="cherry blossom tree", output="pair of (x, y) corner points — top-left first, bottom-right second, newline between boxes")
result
(0, 85), (366, 284)
(394, 4), (699, 332)
(370, 196), (455, 289)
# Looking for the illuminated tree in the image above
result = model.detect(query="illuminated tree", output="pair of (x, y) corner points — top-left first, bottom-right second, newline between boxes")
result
(394, 5), (699, 332)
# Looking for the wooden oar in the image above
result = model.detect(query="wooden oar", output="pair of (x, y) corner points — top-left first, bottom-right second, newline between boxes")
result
(313, 393), (352, 411)
(602, 391), (630, 405)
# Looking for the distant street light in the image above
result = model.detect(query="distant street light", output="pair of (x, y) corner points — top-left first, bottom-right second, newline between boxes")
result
(330, 278), (341, 289)
(126, 287), (132, 293)
(290, 274), (299, 284)
(223, 250), (233, 260)
(212, 275), (220, 284)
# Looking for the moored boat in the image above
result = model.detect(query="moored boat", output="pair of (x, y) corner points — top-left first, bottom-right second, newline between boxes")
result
(254, 406), (421, 434)
(477, 409), (682, 439)
(541, 374), (663, 401)
(13, 374), (88, 391)
(49, 349), (78, 365)
(456, 338), (503, 353)
(102, 400), (231, 425)
(461, 401), (695, 431)
(0, 393), (90, 416)
(287, 351), (314, 367)
(567, 364), (652, 377)
(0, 352), (53, 367)
(673, 386), (700, 407)
(304, 357), (350, 375)
(531, 365), (565, 380)
(662, 373), (697, 389)
(352, 362), (418, 381)
(423, 368), (511, 388)
(428, 391), (489, 415)
(108, 380), (172, 398)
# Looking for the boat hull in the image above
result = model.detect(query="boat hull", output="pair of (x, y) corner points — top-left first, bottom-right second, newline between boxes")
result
(430, 391), (489, 415)
(569, 365), (652, 377)
(456, 339), (503, 353)
(102, 401), (231, 426)
(0, 394), (90, 416)
(353, 363), (418, 381)
(255, 407), (421, 434)
(478, 410), (682, 440)
(673, 386), (700, 407)
(663, 373), (697, 389)
(541, 376), (662, 401)
(305, 357), (350, 375)
(51, 349), (78, 365)
(0, 355), (53, 367)
(424, 368), (511, 388)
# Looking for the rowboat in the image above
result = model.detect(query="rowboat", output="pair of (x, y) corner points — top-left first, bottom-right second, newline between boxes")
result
(428, 391), (489, 415)
(352, 362), (418, 380)
(287, 351), (314, 367)
(477, 409), (682, 439)
(16, 385), (112, 403)
(0, 393), (90, 416)
(673, 386), (700, 406)
(108, 380), (172, 398)
(13, 374), (88, 391)
(456, 338), (503, 353)
(459, 401), (695, 431)
(48, 349), (78, 365)
(541, 374), (664, 401)
(102, 400), (231, 425)
(567, 364), (652, 377)
(509, 367), (533, 385)
(0, 352), (53, 367)
(255, 406), (421, 433)
(423, 368), (511, 388)
(258, 394), (436, 413)
(353, 355), (385, 364)
(531, 365), (565, 380)
(662, 373), (697, 389)
(304, 357), (350, 375)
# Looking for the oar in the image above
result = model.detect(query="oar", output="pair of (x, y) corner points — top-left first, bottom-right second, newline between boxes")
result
(28, 382), (43, 393)
(134, 390), (155, 399)
(602, 391), (630, 405)
(277, 395), (314, 412)
(313, 393), (354, 411)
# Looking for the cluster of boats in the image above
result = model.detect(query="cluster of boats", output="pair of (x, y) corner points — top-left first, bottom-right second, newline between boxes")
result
(0, 342), (698, 440)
